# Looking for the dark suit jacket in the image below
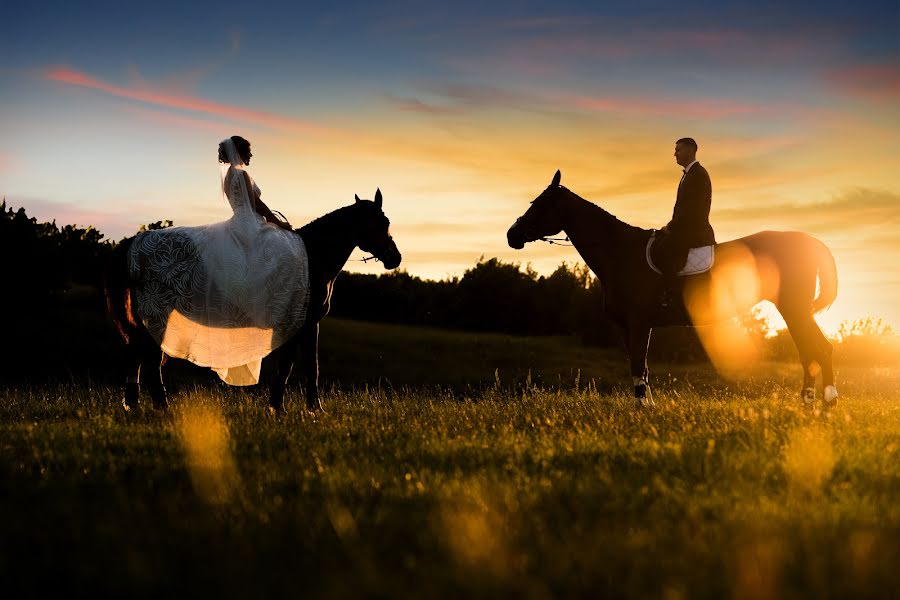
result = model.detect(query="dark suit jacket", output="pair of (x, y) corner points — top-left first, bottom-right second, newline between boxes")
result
(666, 162), (716, 247)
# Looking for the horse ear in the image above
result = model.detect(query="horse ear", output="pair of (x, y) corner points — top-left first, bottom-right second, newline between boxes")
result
(552, 170), (561, 187)
(374, 188), (382, 208)
(355, 194), (361, 203)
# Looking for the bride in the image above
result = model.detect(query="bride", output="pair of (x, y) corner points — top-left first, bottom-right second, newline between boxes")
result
(128, 135), (310, 385)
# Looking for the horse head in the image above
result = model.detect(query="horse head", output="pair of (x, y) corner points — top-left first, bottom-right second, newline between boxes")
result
(507, 170), (566, 249)
(353, 189), (402, 269)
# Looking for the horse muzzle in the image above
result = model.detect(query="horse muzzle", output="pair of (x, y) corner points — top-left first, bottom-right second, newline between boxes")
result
(507, 220), (527, 249)
(382, 251), (402, 270)
(380, 240), (402, 269)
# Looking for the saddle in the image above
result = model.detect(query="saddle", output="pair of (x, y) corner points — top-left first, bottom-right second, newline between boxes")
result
(646, 232), (715, 276)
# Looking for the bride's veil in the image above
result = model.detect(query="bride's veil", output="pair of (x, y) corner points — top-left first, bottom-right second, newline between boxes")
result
(219, 137), (254, 213)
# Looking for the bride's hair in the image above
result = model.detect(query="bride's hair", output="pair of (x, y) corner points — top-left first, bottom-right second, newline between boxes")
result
(218, 135), (252, 164)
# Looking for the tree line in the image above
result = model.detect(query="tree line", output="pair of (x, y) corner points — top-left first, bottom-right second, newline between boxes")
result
(3, 200), (893, 380)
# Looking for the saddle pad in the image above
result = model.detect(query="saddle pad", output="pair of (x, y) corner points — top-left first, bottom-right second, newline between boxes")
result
(646, 234), (715, 276)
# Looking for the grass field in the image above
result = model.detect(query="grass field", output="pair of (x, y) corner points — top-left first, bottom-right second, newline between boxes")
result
(2, 321), (899, 598)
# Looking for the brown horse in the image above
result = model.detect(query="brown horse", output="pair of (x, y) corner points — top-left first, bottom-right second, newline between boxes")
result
(507, 171), (839, 408)
(106, 191), (401, 413)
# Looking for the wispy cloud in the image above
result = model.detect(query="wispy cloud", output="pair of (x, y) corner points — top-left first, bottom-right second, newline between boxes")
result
(824, 64), (900, 103)
(386, 95), (458, 116)
(716, 188), (900, 236)
(567, 94), (770, 119)
(387, 83), (554, 116)
(43, 66), (331, 136)
(123, 105), (242, 133)
(391, 81), (778, 121)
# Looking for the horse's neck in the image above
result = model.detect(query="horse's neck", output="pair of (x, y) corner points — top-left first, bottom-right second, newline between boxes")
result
(558, 189), (641, 278)
(299, 208), (358, 281)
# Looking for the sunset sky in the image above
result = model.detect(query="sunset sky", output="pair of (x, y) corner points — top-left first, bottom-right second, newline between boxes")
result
(3, 1), (898, 334)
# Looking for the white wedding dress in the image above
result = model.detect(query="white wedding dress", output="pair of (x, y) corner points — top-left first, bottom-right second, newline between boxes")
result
(128, 154), (309, 385)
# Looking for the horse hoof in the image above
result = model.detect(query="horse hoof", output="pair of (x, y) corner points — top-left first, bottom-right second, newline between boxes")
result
(802, 387), (816, 407)
(122, 383), (139, 413)
(151, 387), (169, 411)
(634, 396), (656, 410)
(306, 399), (325, 412)
(634, 396), (656, 409)
(823, 385), (839, 408)
(633, 378), (655, 409)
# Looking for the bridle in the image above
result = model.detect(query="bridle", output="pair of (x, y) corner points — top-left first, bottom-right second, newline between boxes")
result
(511, 216), (575, 247)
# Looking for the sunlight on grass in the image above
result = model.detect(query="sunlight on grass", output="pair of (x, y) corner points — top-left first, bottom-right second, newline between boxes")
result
(2, 369), (899, 597)
(175, 402), (240, 505)
(782, 426), (835, 495)
(436, 482), (512, 580)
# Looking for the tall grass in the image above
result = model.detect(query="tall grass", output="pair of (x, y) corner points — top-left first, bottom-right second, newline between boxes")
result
(1, 366), (898, 598)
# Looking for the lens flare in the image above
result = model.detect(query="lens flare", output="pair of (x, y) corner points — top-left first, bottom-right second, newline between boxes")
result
(437, 482), (511, 579)
(685, 242), (781, 375)
(176, 403), (240, 505)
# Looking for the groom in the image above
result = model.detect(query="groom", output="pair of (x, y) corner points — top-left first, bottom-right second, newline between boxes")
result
(655, 137), (716, 307)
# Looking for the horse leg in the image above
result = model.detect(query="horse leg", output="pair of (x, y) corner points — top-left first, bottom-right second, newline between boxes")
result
(119, 329), (167, 411)
(143, 346), (169, 410)
(299, 321), (323, 411)
(781, 310), (820, 407)
(267, 335), (301, 413)
(121, 339), (143, 413)
(626, 323), (655, 408)
(808, 318), (838, 407)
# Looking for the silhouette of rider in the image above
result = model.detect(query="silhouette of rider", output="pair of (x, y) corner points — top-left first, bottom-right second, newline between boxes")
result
(655, 137), (716, 307)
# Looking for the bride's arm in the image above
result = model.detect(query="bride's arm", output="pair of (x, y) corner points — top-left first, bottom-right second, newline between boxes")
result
(244, 172), (292, 229)
(256, 198), (293, 230)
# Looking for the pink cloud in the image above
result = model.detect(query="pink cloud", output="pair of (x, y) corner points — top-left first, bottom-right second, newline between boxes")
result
(825, 65), (900, 103)
(43, 66), (331, 136)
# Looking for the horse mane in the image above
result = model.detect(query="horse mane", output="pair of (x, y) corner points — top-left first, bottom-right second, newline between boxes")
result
(297, 204), (358, 239)
(558, 186), (648, 242)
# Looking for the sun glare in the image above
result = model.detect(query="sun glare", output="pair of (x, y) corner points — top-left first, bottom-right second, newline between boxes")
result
(175, 403), (240, 505)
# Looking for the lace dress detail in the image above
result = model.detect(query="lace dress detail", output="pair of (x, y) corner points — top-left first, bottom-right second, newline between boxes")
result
(128, 171), (309, 385)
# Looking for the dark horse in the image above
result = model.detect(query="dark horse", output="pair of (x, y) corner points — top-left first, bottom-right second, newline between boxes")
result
(507, 171), (839, 408)
(105, 190), (401, 412)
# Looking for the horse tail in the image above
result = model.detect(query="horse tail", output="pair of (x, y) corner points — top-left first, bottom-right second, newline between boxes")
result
(811, 237), (838, 314)
(104, 237), (137, 344)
